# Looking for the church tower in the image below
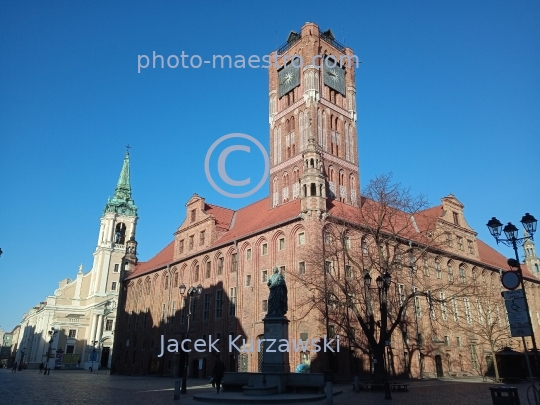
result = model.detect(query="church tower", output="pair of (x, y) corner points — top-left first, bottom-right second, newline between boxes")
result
(524, 232), (540, 275)
(89, 151), (138, 296)
(268, 22), (360, 211)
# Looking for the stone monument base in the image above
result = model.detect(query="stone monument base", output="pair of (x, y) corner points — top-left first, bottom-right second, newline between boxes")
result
(261, 316), (290, 373)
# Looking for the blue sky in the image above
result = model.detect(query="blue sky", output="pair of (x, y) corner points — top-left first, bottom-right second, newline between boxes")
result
(1, 1), (539, 331)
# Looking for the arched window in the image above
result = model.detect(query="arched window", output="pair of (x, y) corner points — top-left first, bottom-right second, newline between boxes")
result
(322, 112), (327, 150)
(447, 261), (454, 283)
(459, 265), (467, 283)
(115, 223), (126, 244)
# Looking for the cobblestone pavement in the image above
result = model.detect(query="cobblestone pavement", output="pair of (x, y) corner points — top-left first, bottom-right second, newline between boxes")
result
(0, 369), (537, 405)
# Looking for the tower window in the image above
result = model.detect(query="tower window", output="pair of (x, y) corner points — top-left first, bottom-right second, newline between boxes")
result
(189, 235), (194, 249)
(114, 223), (126, 244)
(453, 212), (459, 226)
(179, 240), (184, 254)
(191, 209), (196, 222)
(467, 240), (474, 254)
(310, 183), (316, 196)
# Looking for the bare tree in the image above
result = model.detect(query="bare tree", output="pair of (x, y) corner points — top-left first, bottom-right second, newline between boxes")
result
(435, 268), (508, 380)
(294, 174), (473, 382)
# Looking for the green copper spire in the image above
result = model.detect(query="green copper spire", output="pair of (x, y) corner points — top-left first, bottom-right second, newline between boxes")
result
(103, 151), (138, 216)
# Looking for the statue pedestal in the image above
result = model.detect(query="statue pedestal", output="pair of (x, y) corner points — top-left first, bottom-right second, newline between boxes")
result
(261, 316), (290, 373)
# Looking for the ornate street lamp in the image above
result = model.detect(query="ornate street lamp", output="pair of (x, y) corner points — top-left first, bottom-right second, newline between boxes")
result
(179, 283), (203, 394)
(366, 271), (392, 400)
(487, 212), (538, 381)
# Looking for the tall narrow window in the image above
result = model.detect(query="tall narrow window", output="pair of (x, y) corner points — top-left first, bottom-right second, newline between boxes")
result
(459, 266), (466, 283)
(191, 296), (198, 321)
(179, 240), (184, 254)
(299, 261), (306, 274)
(231, 253), (238, 272)
(229, 287), (237, 316)
(200, 230), (205, 245)
(435, 259), (442, 279)
(217, 257), (224, 275)
(278, 238), (285, 250)
(262, 300), (268, 312)
(194, 265), (199, 282)
(453, 212), (459, 226)
(189, 235), (194, 250)
(191, 209), (196, 222)
(246, 274), (252, 286)
(467, 240), (474, 254)
(464, 298), (472, 324)
(446, 233), (453, 247)
(171, 301), (176, 323)
(452, 297), (460, 323)
(447, 263), (454, 283)
(205, 261), (211, 278)
(457, 236), (463, 251)
(298, 232), (305, 245)
(440, 292), (448, 321)
(203, 294), (210, 320)
(246, 248), (252, 260)
(215, 290), (223, 318)
(262, 243), (268, 255)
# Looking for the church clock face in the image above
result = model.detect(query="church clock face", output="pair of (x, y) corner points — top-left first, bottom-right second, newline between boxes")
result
(324, 65), (346, 96)
(278, 61), (300, 98)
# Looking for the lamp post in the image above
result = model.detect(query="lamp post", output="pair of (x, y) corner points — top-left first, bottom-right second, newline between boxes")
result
(45, 328), (58, 375)
(90, 340), (98, 372)
(179, 283), (203, 394)
(487, 213), (538, 378)
(364, 272), (393, 400)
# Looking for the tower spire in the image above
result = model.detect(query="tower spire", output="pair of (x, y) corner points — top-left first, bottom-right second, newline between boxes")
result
(104, 151), (138, 216)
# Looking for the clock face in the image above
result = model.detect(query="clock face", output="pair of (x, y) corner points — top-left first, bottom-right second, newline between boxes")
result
(324, 65), (346, 96)
(278, 61), (300, 98)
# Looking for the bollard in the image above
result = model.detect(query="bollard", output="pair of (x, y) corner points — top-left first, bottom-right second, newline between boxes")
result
(354, 376), (359, 393)
(326, 382), (333, 405)
(174, 380), (181, 400)
(180, 376), (187, 394)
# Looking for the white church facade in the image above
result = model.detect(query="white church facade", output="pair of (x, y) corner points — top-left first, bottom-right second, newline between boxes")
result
(13, 151), (138, 370)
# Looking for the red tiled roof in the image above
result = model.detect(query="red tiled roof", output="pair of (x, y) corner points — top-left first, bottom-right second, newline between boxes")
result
(205, 203), (234, 230)
(212, 198), (301, 245)
(127, 241), (175, 280)
(127, 198), (301, 280)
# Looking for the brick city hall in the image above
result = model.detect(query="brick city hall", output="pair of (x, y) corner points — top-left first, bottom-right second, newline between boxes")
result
(112, 22), (540, 380)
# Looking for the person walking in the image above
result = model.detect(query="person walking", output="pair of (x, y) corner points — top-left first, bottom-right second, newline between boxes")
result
(39, 362), (44, 374)
(212, 355), (225, 394)
(12, 362), (17, 373)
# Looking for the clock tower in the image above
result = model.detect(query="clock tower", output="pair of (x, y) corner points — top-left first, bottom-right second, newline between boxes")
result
(89, 151), (138, 297)
(268, 22), (360, 215)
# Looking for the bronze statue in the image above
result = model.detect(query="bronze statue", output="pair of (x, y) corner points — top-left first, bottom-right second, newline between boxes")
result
(267, 267), (287, 316)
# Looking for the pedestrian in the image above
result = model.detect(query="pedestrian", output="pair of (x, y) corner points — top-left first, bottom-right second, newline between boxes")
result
(12, 361), (17, 373)
(39, 362), (44, 374)
(212, 355), (225, 394)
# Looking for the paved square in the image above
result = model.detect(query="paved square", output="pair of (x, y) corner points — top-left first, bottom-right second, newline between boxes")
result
(0, 369), (536, 405)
